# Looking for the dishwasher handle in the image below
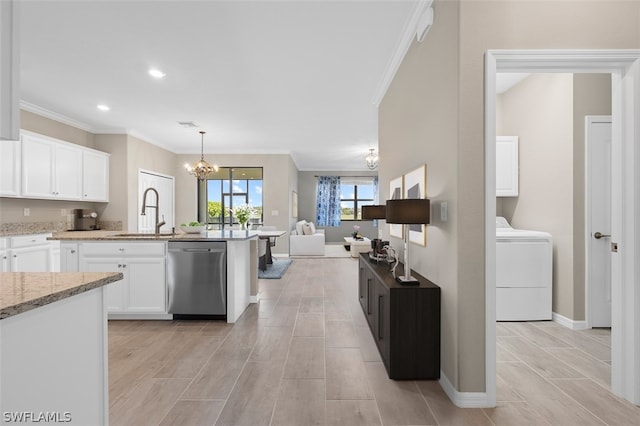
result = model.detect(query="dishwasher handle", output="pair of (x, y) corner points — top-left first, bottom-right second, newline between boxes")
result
(169, 247), (225, 253)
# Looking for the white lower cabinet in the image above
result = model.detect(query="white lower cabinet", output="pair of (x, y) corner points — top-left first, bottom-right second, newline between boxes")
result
(0, 234), (56, 272)
(60, 242), (79, 272)
(78, 242), (167, 316)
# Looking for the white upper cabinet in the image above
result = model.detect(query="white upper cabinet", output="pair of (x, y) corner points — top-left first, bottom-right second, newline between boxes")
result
(0, 140), (21, 197)
(54, 142), (83, 199)
(16, 131), (109, 202)
(496, 136), (519, 197)
(82, 150), (110, 202)
(21, 132), (82, 200)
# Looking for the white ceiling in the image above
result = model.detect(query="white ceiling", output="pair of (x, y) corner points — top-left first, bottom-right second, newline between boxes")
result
(19, 0), (421, 171)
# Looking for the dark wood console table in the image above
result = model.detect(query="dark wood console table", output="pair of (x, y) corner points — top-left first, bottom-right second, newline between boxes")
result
(358, 253), (440, 379)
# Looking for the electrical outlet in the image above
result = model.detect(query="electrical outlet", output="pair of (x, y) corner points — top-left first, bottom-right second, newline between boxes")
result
(272, 210), (279, 216)
(24, 208), (30, 217)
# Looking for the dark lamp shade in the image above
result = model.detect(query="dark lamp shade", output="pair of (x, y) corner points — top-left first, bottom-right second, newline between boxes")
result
(385, 199), (430, 224)
(362, 205), (386, 220)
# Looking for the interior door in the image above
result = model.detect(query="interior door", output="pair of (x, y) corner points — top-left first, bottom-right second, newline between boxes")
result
(587, 116), (612, 328)
(138, 170), (175, 233)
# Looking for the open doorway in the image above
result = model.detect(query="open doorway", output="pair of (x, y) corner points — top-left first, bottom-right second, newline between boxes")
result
(493, 72), (614, 404)
(484, 50), (640, 407)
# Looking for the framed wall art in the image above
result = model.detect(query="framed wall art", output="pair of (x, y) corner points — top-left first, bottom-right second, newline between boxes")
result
(389, 175), (404, 238)
(292, 191), (298, 218)
(404, 164), (427, 246)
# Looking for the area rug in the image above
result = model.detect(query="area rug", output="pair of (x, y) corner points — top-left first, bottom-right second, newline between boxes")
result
(259, 258), (293, 279)
(289, 245), (352, 259)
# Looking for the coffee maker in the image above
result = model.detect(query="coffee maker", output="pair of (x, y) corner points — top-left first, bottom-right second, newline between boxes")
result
(71, 209), (99, 231)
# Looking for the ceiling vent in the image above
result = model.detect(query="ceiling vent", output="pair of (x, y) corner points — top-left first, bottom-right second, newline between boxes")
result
(178, 121), (197, 128)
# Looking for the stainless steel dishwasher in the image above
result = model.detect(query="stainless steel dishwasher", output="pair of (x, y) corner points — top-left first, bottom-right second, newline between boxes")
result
(167, 241), (226, 319)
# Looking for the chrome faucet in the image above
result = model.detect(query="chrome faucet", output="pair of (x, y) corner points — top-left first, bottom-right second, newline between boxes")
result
(141, 187), (166, 236)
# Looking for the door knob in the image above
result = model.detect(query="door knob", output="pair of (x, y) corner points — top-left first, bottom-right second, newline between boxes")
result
(594, 232), (611, 239)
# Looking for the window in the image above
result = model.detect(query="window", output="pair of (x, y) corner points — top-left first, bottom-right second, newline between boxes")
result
(199, 167), (263, 227)
(340, 178), (374, 220)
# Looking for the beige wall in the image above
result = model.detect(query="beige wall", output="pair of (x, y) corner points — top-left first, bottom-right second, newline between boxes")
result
(379, 0), (461, 389)
(381, 0), (639, 393)
(20, 110), (96, 149)
(498, 73), (575, 317)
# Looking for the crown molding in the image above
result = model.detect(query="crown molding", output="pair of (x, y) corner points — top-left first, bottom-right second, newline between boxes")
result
(371, 0), (432, 107)
(20, 100), (97, 133)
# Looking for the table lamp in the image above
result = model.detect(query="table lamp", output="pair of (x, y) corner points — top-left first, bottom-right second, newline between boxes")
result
(362, 205), (386, 220)
(385, 198), (430, 285)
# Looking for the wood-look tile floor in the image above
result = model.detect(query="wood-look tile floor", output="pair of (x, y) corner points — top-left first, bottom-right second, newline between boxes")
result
(108, 258), (640, 425)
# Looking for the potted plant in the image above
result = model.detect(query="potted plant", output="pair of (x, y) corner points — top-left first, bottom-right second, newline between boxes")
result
(229, 204), (255, 230)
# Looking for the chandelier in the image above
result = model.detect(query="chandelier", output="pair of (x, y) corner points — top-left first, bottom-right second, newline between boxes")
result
(365, 148), (379, 169)
(185, 131), (219, 180)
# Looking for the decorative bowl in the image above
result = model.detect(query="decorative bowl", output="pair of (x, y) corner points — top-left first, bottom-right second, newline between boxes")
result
(180, 225), (206, 234)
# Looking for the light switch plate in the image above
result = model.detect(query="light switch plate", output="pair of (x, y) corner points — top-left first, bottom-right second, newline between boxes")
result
(23, 208), (30, 217)
(271, 210), (279, 216)
(440, 202), (448, 222)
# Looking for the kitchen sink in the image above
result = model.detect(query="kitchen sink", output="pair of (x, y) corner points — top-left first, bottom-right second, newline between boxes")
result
(110, 233), (175, 239)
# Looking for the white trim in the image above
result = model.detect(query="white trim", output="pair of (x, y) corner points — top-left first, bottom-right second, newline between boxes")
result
(438, 370), (490, 408)
(485, 49), (640, 407)
(484, 50), (498, 409)
(371, 0), (431, 107)
(108, 313), (173, 320)
(552, 312), (588, 330)
(20, 101), (97, 133)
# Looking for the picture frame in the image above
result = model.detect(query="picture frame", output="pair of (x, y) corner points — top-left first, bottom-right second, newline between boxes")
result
(389, 175), (404, 238)
(403, 164), (427, 246)
(291, 191), (298, 218)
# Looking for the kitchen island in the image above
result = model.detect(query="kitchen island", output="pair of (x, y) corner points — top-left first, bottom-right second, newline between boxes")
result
(0, 272), (123, 425)
(49, 229), (259, 323)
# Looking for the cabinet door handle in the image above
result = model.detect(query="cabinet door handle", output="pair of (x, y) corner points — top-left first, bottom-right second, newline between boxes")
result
(70, 250), (76, 254)
(117, 264), (122, 268)
(378, 294), (383, 339)
(122, 264), (127, 268)
(118, 248), (125, 251)
(367, 279), (372, 314)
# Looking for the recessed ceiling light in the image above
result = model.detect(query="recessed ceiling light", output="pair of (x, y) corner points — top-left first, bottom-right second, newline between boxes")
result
(149, 69), (166, 78)
(97, 104), (110, 111)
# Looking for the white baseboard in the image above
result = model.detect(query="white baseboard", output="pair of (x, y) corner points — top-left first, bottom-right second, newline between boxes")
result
(250, 295), (259, 303)
(439, 370), (492, 408)
(552, 312), (588, 330)
(108, 313), (173, 320)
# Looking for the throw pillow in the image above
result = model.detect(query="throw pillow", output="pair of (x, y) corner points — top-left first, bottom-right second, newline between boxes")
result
(302, 223), (313, 235)
(295, 220), (307, 236)
(308, 221), (316, 234)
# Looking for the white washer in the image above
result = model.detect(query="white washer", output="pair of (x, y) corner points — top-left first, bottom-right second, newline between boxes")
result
(496, 217), (553, 321)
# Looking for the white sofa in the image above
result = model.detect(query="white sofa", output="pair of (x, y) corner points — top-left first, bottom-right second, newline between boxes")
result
(289, 220), (325, 256)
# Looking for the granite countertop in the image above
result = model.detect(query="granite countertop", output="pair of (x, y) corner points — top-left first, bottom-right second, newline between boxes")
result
(49, 230), (260, 241)
(0, 272), (124, 320)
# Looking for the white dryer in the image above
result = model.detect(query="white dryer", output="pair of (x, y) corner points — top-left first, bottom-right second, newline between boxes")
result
(496, 217), (553, 321)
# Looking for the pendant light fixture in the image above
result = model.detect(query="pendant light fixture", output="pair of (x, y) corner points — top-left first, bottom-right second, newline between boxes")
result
(184, 131), (219, 180)
(365, 148), (379, 170)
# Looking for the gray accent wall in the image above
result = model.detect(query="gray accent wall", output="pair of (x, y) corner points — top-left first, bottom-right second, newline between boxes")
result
(297, 170), (379, 243)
